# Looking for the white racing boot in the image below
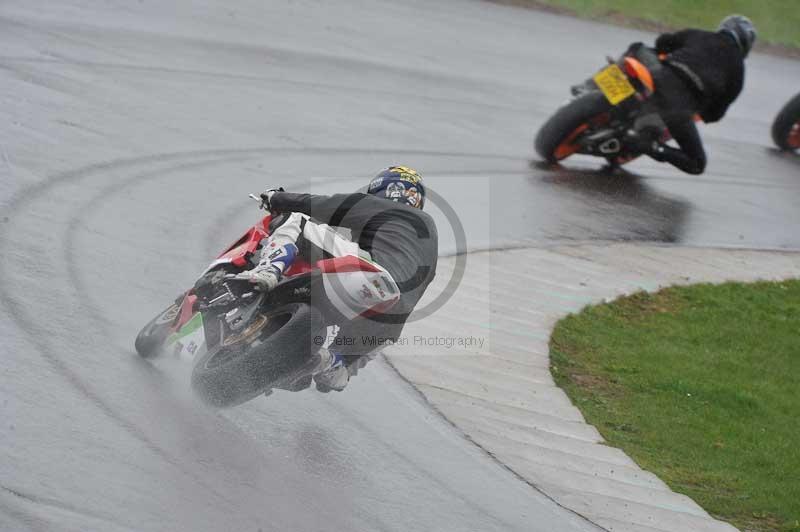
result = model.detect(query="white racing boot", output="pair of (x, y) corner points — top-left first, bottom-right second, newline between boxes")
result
(313, 348), (349, 393)
(270, 347), (344, 393)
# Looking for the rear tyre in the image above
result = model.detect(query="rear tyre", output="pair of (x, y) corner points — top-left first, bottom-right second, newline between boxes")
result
(535, 91), (611, 163)
(771, 92), (800, 151)
(191, 303), (324, 408)
(135, 302), (181, 358)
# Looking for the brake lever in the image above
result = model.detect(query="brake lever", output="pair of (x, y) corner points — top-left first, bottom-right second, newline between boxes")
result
(248, 193), (268, 211)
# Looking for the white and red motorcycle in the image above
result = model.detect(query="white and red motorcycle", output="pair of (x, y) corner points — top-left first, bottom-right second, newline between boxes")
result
(135, 194), (399, 407)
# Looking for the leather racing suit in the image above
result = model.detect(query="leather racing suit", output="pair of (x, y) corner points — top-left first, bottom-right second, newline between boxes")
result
(257, 191), (439, 390)
(631, 29), (745, 174)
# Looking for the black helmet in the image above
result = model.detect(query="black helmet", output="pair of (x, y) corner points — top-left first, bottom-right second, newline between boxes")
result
(718, 15), (756, 58)
(367, 166), (425, 210)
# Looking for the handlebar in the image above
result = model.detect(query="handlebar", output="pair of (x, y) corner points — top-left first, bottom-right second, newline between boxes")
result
(223, 273), (250, 282)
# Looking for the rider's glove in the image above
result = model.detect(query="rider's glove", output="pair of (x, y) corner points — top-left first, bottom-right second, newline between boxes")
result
(259, 187), (284, 212)
(234, 264), (280, 291)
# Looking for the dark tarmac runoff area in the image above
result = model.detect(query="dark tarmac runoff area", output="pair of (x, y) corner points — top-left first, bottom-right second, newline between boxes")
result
(0, 1), (798, 531)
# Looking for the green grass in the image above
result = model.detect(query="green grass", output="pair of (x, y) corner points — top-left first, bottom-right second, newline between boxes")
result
(502, 0), (800, 49)
(550, 281), (800, 532)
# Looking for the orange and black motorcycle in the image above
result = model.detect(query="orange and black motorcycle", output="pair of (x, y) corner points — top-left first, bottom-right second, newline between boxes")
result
(536, 47), (687, 166)
(771, 92), (800, 151)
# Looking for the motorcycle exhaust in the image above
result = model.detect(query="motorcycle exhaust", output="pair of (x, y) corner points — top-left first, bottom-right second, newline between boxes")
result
(598, 138), (622, 154)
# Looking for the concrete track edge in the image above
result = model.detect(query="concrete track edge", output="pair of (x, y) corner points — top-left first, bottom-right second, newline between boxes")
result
(384, 243), (800, 532)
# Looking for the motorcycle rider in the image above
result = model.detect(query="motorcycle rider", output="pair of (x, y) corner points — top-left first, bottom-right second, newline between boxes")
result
(235, 166), (438, 392)
(622, 15), (756, 174)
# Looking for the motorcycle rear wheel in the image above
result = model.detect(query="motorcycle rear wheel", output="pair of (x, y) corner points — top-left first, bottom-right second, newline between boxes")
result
(191, 302), (324, 407)
(535, 91), (612, 162)
(771, 92), (800, 151)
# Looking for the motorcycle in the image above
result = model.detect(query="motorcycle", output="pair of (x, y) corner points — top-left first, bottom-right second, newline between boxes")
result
(535, 47), (698, 166)
(771, 92), (800, 151)
(134, 194), (399, 407)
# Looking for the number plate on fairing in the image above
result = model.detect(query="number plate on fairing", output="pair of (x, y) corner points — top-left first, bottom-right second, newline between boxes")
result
(593, 64), (635, 105)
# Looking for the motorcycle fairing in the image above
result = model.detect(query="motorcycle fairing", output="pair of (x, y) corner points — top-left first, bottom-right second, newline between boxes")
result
(319, 256), (399, 320)
(165, 311), (205, 361)
(143, 207), (399, 362)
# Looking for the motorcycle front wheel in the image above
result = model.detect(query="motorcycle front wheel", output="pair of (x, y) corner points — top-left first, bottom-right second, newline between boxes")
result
(135, 301), (181, 358)
(191, 302), (324, 407)
(771, 92), (800, 151)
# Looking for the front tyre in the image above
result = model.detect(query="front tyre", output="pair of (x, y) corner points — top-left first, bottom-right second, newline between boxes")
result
(135, 302), (180, 358)
(535, 91), (611, 163)
(191, 303), (324, 408)
(771, 92), (800, 151)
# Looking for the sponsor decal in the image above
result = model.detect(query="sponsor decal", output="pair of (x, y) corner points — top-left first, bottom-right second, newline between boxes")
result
(359, 284), (374, 301)
(293, 286), (310, 296)
(372, 279), (386, 299)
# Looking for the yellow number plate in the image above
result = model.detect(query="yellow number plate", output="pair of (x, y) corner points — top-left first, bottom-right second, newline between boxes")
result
(593, 64), (635, 105)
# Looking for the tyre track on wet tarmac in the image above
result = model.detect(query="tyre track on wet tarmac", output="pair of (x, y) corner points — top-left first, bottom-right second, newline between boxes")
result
(0, 154), (270, 530)
(0, 14), (536, 106)
(0, 56), (530, 116)
(1, 151), (356, 529)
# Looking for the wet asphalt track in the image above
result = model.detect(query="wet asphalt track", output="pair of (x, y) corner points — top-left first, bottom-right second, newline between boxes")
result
(1, 1), (799, 531)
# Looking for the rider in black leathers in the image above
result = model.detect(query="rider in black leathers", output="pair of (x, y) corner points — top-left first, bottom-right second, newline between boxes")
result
(238, 166), (438, 392)
(625, 15), (756, 174)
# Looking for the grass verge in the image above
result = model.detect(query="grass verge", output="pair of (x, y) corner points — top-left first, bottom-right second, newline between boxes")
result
(490, 0), (800, 53)
(550, 281), (800, 532)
